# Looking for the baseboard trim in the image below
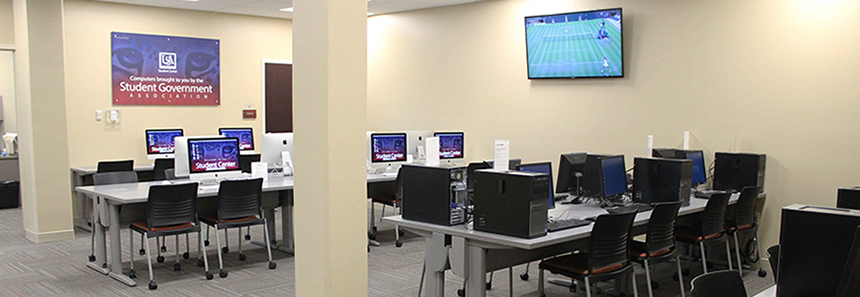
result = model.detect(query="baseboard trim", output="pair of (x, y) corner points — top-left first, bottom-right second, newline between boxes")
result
(24, 228), (75, 243)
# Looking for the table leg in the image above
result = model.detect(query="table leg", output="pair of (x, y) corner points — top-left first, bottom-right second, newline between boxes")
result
(73, 172), (91, 231)
(466, 245), (487, 297)
(423, 233), (447, 297)
(279, 191), (294, 253)
(107, 203), (136, 286)
(86, 195), (109, 275)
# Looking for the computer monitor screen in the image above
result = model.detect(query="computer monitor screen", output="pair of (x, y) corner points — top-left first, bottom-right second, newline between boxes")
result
(518, 162), (555, 209)
(371, 133), (407, 163)
(602, 156), (627, 197)
(218, 128), (254, 151)
(685, 150), (707, 185)
(434, 132), (464, 159)
(556, 153), (587, 194)
(146, 129), (184, 155)
(187, 137), (240, 173)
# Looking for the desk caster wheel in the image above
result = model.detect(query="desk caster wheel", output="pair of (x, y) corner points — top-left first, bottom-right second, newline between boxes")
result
(239, 253), (246, 261)
(398, 230), (405, 236)
(222, 247), (229, 254)
(88, 255), (95, 262)
(520, 273), (529, 281)
(457, 289), (465, 297)
(651, 280), (659, 289)
(173, 263), (181, 271)
(269, 262), (277, 269)
(372, 226), (378, 232)
(486, 282), (492, 290)
(148, 281), (157, 290)
(245, 234), (251, 240)
(102, 263), (107, 269)
(219, 269), (228, 278)
(161, 246), (167, 253)
(758, 269), (767, 277)
(368, 234), (376, 240)
(129, 270), (136, 279)
(197, 259), (205, 267)
(206, 272), (214, 280)
(204, 240), (209, 247)
(139, 248), (145, 256)
(157, 256), (165, 263)
(183, 252), (189, 259)
(395, 241), (403, 248)
(569, 283), (577, 293)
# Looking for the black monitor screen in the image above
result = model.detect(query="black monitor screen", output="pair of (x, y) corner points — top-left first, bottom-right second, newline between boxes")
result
(518, 162), (555, 209)
(602, 156), (627, 197)
(686, 151), (707, 185)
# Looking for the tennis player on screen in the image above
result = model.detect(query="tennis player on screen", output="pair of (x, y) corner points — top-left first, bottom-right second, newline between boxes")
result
(602, 56), (610, 74)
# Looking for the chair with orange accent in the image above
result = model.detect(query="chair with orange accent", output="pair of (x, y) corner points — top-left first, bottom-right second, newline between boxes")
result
(199, 178), (276, 279)
(690, 270), (747, 297)
(128, 182), (209, 290)
(537, 211), (639, 297)
(674, 192), (733, 278)
(629, 201), (685, 297)
(724, 186), (765, 277)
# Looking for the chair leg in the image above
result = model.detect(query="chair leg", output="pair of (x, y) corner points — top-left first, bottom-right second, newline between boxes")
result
(725, 239), (733, 271)
(215, 225), (226, 277)
(174, 234), (180, 271)
(224, 229), (229, 253)
(200, 229), (211, 279)
(418, 263), (426, 297)
(145, 232), (156, 290)
(185, 233), (190, 259)
(699, 241), (708, 274)
(538, 268), (545, 295)
(238, 227), (244, 261)
(370, 202), (376, 232)
(676, 255), (686, 297)
(644, 259), (654, 297)
(733, 234), (743, 276)
(508, 266), (513, 297)
(263, 219), (276, 269)
(585, 276), (592, 297)
(129, 229), (135, 278)
(632, 269), (639, 297)
(205, 225), (210, 244)
(156, 236), (161, 258)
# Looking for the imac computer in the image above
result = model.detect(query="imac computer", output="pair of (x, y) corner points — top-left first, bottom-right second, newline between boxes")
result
(406, 130), (434, 160)
(632, 157), (693, 206)
(173, 135), (224, 177)
(218, 127), (255, 154)
(434, 132), (464, 161)
(582, 154), (628, 201)
(556, 153), (587, 196)
(517, 162), (556, 209)
(146, 129), (184, 159)
(369, 132), (407, 173)
(187, 137), (242, 182)
(261, 133), (294, 174)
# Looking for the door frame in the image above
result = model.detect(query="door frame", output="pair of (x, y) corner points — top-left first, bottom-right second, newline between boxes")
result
(261, 59), (292, 133)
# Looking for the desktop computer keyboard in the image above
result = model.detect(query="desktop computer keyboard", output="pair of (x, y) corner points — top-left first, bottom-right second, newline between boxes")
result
(606, 203), (653, 214)
(546, 218), (591, 232)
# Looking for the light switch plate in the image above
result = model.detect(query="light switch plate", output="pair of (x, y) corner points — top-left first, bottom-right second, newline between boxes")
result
(95, 110), (103, 121)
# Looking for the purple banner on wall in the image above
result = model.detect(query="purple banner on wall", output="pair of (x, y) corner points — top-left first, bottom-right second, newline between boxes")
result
(111, 32), (220, 105)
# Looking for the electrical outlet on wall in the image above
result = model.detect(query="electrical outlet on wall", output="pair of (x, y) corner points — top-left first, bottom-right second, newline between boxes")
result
(95, 110), (102, 121)
(108, 109), (120, 124)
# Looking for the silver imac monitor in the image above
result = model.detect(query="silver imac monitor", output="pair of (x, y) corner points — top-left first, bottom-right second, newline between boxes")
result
(261, 133), (294, 173)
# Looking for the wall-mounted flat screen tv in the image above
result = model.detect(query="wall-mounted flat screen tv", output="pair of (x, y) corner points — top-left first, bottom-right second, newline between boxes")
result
(525, 8), (623, 79)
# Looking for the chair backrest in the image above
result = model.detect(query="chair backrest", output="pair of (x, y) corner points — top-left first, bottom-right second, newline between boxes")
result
(691, 270), (747, 297)
(733, 186), (760, 227)
(588, 211), (637, 273)
(92, 171), (139, 185)
(217, 178), (264, 221)
(239, 154), (261, 173)
(164, 168), (179, 180)
(701, 192), (731, 237)
(645, 201), (683, 254)
(767, 244), (780, 283)
(153, 158), (175, 181)
(97, 160), (134, 173)
(146, 183), (198, 228)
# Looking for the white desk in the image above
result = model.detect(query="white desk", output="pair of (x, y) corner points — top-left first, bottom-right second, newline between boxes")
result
(753, 285), (776, 297)
(75, 173), (397, 287)
(384, 193), (765, 297)
(70, 165), (154, 230)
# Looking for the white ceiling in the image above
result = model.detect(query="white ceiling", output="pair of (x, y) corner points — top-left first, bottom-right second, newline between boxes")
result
(93, 0), (483, 19)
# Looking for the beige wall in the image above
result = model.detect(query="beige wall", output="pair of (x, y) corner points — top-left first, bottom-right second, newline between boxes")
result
(368, 0), (860, 247)
(63, 0), (292, 167)
(0, 0), (13, 45)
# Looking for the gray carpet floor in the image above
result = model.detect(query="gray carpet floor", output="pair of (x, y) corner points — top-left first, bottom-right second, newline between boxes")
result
(0, 207), (773, 296)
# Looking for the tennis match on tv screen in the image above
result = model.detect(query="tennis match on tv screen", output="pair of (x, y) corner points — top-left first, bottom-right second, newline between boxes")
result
(525, 8), (622, 79)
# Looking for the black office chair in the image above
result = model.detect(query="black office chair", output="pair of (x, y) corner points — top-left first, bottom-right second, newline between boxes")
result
(200, 178), (275, 278)
(128, 182), (208, 290)
(239, 154), (261, 173)
(96, 159), (134, 173)
(725, 186), (764, 277)
(153, 158), (175, 181)
(368, 168), (405, 247)
(766, 244), (779, 283)
(690, 270), (747, 297)
(538, 212), (639, 297)
(87, 172), (139, 263)
(629, 201), (685, 297)
(675, 192), (733, 277)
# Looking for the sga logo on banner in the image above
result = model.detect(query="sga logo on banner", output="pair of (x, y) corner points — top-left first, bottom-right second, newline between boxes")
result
(111, 32), (220, 106)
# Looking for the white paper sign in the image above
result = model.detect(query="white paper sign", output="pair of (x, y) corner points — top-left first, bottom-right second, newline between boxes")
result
(251, 162), (268, 181)
(494, 140), (510, 171)
(281, 151), (294, 176)
(647, 135), (654, 157)
(425, 137), (440, 166)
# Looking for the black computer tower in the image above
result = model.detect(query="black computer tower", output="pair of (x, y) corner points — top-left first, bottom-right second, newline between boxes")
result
(473, 169), (548, 239)
(778, 205), (860, 297)
(632, 158), (692, 205)
(838, 187), (860, 210)
(713, 152), (765, 192)
(400, 164), (468, 226)
(652, 148), (679, 158)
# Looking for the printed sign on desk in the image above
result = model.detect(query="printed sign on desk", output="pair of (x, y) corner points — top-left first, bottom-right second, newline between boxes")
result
(111, 32), (220, 105)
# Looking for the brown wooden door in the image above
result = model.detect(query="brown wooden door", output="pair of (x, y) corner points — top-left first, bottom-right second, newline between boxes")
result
(265, 63), (293, 133)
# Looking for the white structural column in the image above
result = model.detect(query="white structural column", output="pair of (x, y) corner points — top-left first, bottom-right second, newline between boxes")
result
(292, 0), (368, 296)
(13, 0), (74, 243)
